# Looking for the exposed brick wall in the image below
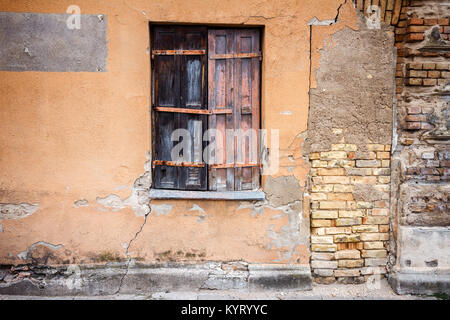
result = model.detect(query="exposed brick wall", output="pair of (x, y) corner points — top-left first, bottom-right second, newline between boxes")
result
(390, 0), (450, 280)
(310, 144), (391, 283)
(394, 2), (449, 183)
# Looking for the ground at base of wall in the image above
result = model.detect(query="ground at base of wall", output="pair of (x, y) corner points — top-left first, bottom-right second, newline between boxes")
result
(0, 279), (438, 300)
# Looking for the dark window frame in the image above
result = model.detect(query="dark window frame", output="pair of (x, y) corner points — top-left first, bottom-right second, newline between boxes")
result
(150, 24), (263, 197)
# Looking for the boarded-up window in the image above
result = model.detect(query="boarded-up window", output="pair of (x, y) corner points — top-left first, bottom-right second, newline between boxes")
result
(151, 26), (261, 191)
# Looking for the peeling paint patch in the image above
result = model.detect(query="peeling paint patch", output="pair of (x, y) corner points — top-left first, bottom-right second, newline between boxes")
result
(0, 203), (39, 220)
(188, 204), (207, 223)
(95, 153), (151, 217)
(17, 241), (62, 260)
(73, 199), (89, 208)
(151, 204), (173, 216)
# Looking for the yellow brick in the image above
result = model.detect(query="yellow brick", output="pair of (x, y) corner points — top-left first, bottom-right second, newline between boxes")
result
(363, 216), (389, 225)
(333, 184), (354, 193)
(317, 168), (345, 176)
(312, 160), (328, 168)
(384, 145), (391, 151)
(382, 160), (390, 167)
(312, 244), (337, 252)
(311, 219), (332, 227)
(360, 233), (386, 241)
(361, 267), (386, 275)
(361, 250), (387, 258)
(310, 193), (327, 200)
(310, 152), (320, 160)
(350, 176), (377, 184)
(311, 235), (334, 244)
(363, 241), (385, 249)
(328, 160), (355, 168)
(324, 227), (352, 235)
(339, 210), (364, 218)
(352, 225), (379, 233)
(320, 151), (347, 159)
(327, 193), (354, 201)
(312, 210), (338, 219)
(311, 252), (335, 260)
(311, 185), (333, 192)
(338, 259), (364, 268)
(335, 249), (361, 259)
(356, 160), (381, 168)
(336, 218), (362, 226)
(376, 151), (390, 159)
(380, 233), (389, 241)
(357, 201), (373, 209)
(331, 144), (357, 151)
(334, 269), (360, 277)
(312, 177), (323, 184)
(372, 168), (390, 176)
(334, 234), (360, 242)
(320, 201), (347, 209)
(311, 227), (326, 235)
(377, 176), (390, 184)
(371, 208), (389, 216)
(323, 176), (350, 184)
(367, 144), (385, 151)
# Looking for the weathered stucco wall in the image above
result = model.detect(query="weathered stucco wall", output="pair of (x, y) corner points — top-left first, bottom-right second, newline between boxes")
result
(306, 3), (396, 283)
(0, 0), (351, 270)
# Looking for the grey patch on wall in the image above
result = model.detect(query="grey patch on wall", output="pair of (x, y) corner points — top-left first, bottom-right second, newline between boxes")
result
(263, 175), (303, 207)
(0, 203), (39, 220)
(0, 12), (107, 72)
(73, 200), (89, 208)
(151, 204), (173, 216)
(305, 19), (395, 153)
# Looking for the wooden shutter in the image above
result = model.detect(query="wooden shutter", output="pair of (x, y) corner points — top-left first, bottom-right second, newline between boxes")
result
(152, 26), (208, 190)
(208, 29), (261, 191)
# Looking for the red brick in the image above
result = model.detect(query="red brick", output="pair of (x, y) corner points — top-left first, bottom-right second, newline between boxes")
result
(423, 19), (438, 26)
(423, 78), (437, 86)
(406, 114), (427, 122)
(438, 18), (449, 25)
(406, 78), (422, 86)
(406, 106), (421, 114)
(428, 71), (441, 78)
(408, 18), (424, 25)
(404, 122), (421, 130)
(406, 33), (424, 42)
(407, 26), (429, 33)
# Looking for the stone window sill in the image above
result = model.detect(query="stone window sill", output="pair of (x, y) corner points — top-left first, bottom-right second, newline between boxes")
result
(149, 189), (265, 201)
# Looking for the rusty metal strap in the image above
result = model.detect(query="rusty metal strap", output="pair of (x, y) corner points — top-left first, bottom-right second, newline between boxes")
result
(209, 52), (262, 60)
(210, 163), (262, 169)
(152, 49), (206, 59)
(152, 160), (205, 168)
(155, 106), (232, 115)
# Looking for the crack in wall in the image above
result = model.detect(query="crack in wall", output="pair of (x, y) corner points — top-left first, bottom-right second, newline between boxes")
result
(115, 209), (151, 294)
